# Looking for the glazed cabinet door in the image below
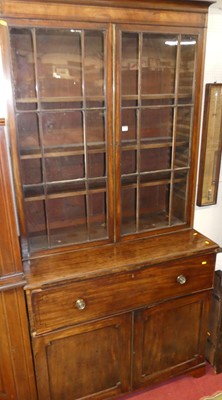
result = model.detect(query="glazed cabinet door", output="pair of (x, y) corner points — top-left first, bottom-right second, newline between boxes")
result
(33, 314), (132, 400)
(115, 25), (204, 240)
(7, 22), (113, 256)
(133, 292), (210, 388)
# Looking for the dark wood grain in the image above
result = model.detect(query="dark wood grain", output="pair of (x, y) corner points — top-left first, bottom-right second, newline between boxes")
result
(28, 253), (215, 334)
(0, 288), (37, 400)
(0, 0), (217, 399)
(0, 1), (208, 27)
(133, 292), (210, 387)
(25, 229), (217, 288)
(0, 120), (37, 400)
(0, 122), (22, 276)
(33, 314), (132, 400)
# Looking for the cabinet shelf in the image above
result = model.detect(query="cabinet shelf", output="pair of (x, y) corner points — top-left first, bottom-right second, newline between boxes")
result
(23, 179), (107, 202)
(16, 95), (105, 104)
(29, 222), (108, 252)
(121, 174), (187, 190)
(121, 212), (183, 235)
(121, 137), (173, 150)
(121, 93), (193, 103)
(20, 142), (106, 159)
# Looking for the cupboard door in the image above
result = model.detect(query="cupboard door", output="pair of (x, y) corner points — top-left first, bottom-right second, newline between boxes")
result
(9, 24), (113, 255)
(116, 26), (201, 239)
(33, 314), (132, 400)
(133, 292), (210, 388)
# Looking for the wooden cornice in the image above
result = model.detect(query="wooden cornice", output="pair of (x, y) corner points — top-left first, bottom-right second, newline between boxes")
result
(0, 0), (214, 20)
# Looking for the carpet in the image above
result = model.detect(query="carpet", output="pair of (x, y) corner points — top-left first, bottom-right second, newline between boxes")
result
(120, 365), (222, 400)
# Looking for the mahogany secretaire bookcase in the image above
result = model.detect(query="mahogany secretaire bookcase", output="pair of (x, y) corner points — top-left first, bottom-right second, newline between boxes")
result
(0, 0), (219, 399)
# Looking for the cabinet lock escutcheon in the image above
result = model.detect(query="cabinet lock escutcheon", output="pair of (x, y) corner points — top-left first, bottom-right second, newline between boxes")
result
(75, 298), (86, 310)
(177, 275), (187, 285)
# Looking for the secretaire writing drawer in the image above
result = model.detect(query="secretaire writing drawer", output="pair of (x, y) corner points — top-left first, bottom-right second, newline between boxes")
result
(27, 253), (215, 335)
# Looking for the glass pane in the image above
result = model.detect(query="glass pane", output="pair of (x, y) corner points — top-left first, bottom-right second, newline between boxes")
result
(86, 110), (105, 144)
(88, 178), (107, 191)
(47, 180), (86, 196)
(142, 34), (177, 98)
(141, 108), (174, 141)
(36, 29), (82, 99)
(10, 28), (36, 105)
(178, 35), (197, 104)
(89, 192), (107, 240)
(21, 159), (42, 185)
(139, 184), (170, 230)
(174, 107), (193, 168)
(121, 150), (137, 175)
(121, 187), (136, 235)
(122, 33), (139, 97)
(85, 31), (104, 98)
(45, 155), (85, 182)
(25, 200), (48, 251)
(17, 113), (40, 154)
(142, 98), (174, 107)
(42, 111), (83, 151)
(121, 108), (137, 144)
(88, 153), (106, 178)
(48, 196), (87, 246)
(120, 171), (172, 235)
(24, 184), (44, 199)
(140, 148), (171, 172)
(172, 170), (188, 224)
(41, 100), (83, 110)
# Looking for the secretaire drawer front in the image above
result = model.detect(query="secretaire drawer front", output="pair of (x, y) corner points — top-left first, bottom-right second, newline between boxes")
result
(29, 253), (215, 334)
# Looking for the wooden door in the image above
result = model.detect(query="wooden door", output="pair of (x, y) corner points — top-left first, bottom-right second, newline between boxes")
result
(133, 292), (210, 388)
(115, 24), (205, 241)
(33, 313), (132, 400)
(7, 22), (114, 257)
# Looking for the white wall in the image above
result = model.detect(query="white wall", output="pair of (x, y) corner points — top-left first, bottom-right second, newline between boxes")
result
(194, 0), (222, 269)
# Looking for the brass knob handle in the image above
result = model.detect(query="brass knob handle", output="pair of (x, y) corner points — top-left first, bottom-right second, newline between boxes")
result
(75, 298), (86, 310)
(177, 275), (187, 285)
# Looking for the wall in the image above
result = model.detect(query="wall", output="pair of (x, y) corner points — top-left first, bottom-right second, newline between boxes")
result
(194, 0), (222, 269)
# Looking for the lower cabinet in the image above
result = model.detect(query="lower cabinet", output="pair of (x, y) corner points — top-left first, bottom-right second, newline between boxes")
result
(31, 291), (211, 400)
(133, 292), (210, 388)
(33, 314), (132, 400)
(26, 246), (216, 400)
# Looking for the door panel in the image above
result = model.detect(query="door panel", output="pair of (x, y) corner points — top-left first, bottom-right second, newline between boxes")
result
(133, 292), (210, 388)
(33, 313), (132, 400)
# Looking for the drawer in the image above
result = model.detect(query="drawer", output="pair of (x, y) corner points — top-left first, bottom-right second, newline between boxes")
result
(28, 253), (215, 334)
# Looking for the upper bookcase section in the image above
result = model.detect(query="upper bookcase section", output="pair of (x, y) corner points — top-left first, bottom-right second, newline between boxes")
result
(0, 0), (214, 258)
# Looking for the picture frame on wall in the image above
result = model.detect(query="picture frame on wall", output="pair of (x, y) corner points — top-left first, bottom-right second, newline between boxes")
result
(197, 83), (222, 206)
